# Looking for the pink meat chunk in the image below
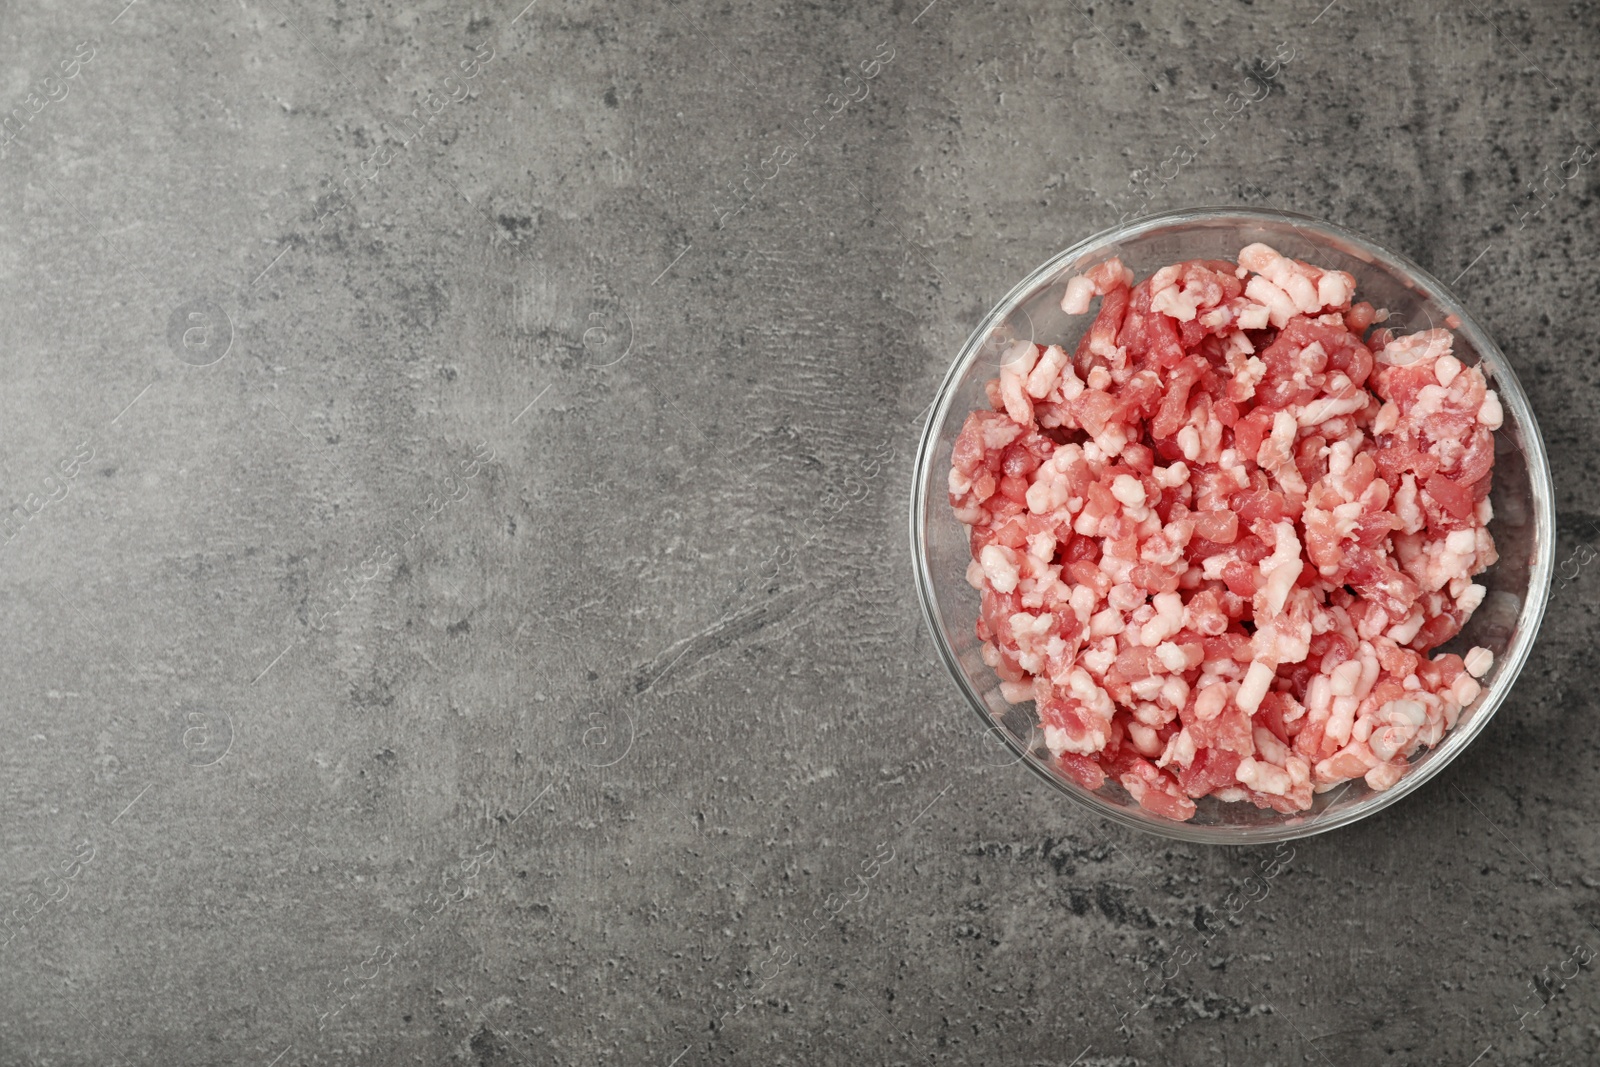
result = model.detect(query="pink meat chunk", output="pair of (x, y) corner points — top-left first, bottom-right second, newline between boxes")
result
(950, 247), (1500, 821)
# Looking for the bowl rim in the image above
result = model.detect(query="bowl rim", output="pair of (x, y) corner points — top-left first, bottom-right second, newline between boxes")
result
(909, 205), (1556, 844)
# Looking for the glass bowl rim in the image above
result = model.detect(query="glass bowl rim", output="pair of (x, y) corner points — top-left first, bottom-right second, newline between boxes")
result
(909, 205), (1557, 845)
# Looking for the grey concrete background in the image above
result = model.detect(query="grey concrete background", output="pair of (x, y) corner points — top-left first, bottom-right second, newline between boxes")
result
(0, 0), (1597, 1063)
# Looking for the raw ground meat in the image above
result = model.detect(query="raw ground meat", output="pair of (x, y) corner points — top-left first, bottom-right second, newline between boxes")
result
(949, 244), (1501, 821)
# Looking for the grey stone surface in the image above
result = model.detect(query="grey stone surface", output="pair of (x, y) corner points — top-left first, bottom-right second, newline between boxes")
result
(1, 0), (1598, 1063)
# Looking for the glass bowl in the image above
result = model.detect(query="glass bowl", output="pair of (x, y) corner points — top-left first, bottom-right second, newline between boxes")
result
(910, 207), (1555, 843)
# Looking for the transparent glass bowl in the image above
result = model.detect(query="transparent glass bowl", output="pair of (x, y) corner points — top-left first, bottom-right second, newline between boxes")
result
(910, 208), (1555, 843)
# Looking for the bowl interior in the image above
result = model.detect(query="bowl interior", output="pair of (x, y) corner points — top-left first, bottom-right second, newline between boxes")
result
(912, 208), (1554, 843)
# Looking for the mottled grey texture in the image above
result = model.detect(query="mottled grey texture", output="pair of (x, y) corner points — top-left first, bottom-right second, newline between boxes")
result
(0, 0), (1598, 1064)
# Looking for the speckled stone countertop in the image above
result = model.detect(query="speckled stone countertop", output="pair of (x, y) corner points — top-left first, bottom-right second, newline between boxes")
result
(2, 1), (1598, 1064)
